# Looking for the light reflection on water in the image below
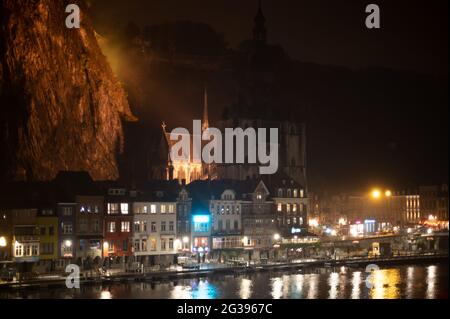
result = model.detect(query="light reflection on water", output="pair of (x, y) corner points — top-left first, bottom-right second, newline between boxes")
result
(1, 263), (447, 299)
(426, 265), (437, 299)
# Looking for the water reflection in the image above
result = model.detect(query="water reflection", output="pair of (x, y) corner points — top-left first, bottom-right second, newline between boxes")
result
(191, 280), (218, 299)
(307, 274), (319, 299)
(369, 269), (401, 299)
(426, 265), (436, 299)
(293, 274), (304, 299)
(1, 263), (446, 299)
(171, 285), (192, 299)
(100, 290), (112, 299)
(406, 266), (414, 299)
(328, 272), (339, 299)
(239, 279), (252, 299)
(271, 277), (283, 299)
(351, 271), (362, 299)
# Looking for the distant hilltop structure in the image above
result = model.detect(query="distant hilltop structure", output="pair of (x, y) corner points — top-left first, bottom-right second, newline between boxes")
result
(149, 0), (307, 190)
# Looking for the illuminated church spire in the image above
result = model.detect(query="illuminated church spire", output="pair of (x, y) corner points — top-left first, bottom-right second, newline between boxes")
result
(202, 86), (209, 131)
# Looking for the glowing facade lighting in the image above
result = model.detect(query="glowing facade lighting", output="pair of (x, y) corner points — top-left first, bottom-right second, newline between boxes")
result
(182, 236), (189, 243)
(427, 228), (433, 235)
(65, 240), (72, 247)
(273, 233), (280, 241)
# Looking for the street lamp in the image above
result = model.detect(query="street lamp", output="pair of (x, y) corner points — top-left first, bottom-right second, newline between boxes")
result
(273, 233), (280, 241)
(385, 190), (392, 197)
(371, 189), (381, 199)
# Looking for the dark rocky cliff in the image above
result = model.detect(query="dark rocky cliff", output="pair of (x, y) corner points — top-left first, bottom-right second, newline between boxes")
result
(0, 0), (136, 182)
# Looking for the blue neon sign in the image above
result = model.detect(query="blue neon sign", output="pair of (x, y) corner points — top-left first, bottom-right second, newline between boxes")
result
(193, 215), (210, 223)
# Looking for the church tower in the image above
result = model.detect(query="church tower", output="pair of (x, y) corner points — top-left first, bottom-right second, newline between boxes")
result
(253, 0), (267, 43)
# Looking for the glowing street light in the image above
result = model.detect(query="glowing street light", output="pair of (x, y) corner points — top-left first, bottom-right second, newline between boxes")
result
(182, 236), (190, 244)
(0, 236), (6, 247)
(385, 190), (392, 197)
(309, 218), (319, 227)
(371, 189), (381, 199)
(273, 233), (280, 241)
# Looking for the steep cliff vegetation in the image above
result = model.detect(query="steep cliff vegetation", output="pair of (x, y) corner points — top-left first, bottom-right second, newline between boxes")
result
(0, 0), (136, 182)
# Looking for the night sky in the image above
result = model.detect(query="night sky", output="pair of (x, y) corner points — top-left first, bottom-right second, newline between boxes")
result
(90, 0), (449, 192)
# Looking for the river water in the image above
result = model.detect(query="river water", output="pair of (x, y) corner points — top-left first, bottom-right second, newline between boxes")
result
(1, 263), (448, 299)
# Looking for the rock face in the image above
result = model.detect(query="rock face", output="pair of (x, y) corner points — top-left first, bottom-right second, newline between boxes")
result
(0, 0), (135, 182)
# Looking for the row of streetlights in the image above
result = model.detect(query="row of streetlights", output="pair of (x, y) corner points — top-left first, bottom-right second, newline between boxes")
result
(371, 188), (392, 199)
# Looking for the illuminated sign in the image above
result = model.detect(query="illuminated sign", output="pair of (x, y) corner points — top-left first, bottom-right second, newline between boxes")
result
(364, 220), (376, 224)
(193, 215), (210, 223)
(291, 228), (301, 234)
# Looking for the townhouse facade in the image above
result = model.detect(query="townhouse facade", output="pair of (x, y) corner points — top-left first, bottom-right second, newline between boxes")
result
(104, 188), (133, 261)
(132, 191), (178, 266)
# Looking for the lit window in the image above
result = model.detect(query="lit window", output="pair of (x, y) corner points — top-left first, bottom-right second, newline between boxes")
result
(62, 207), (73, 216)
(121, 222), (130, 233)
(120, 203), (129, 215)
(293, 189), (298, 197)
(293, 204), (297, 212)
(161, 205), (166, 214)
(108, 222), (116, 233)
(15, 244), (24, 257)
(300, 189), (304, 198)
(287, 204), (291, 213)
(63, 223), (73, 234)
(107, 203), (119, 214)
(277, 204), (282, 212)
(150, 205), (157, 214)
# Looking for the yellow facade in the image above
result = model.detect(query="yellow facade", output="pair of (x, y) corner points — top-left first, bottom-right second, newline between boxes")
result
(36, 216), (59, 261)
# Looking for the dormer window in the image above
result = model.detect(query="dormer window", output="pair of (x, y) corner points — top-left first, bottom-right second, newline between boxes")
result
(287, 189), (292, 197)
(300, 189), (304, 198)
(293, 189), (298, 197)
(256, 193), (262, 200)
(278, 188), (283, 197)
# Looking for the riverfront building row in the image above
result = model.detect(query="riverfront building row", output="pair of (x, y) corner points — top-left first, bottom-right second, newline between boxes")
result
(0, 171), (310, 270)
